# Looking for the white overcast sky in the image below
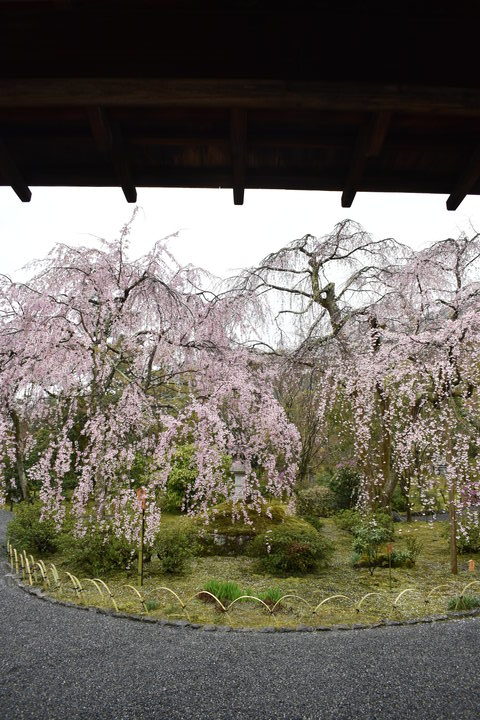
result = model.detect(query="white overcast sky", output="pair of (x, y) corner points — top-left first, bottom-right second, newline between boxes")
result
(2, 186), (480, 279)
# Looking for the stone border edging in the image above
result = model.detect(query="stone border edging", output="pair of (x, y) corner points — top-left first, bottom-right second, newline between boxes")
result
(4, 564), (480, 633)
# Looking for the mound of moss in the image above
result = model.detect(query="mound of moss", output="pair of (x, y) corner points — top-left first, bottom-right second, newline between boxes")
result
(197, 501), (305, 555)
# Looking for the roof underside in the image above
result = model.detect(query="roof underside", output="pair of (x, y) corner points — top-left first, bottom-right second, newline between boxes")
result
(2, 1), (480, 208)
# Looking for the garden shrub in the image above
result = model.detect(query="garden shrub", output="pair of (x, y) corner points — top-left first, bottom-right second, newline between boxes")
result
(456, 521), (480, 554)
(447, 594), (480, 611)
(353, 541), (421, 569)
(337, 509), (394, 536)
(301, 515), (324, 532)
(334, 508), (361, 533)
(7, 501), (60, 555)
(296, 485), (336, 518)
(328, 468), (360, 509)
(351, 518), (392, 574)
(59, 527), (136, 576)
(250, 520), (332, 575)
(154, 524), (198, 574)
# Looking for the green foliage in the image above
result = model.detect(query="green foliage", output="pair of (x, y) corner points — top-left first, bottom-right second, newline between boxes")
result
(161, 444), (232, 513)
(353, 538), (421, 569)
(456, 523), (480, 554)
(250, 521), (332, 575)
(334, 509), (362, 533)
(161, 444), (198, 513)
(206, 500), (288, 535)
(391, 484), (409, 512)
(447, 594), (480, 611)
(328, 468), (360, 509)
(202, 580), (245, 606)
(145, 598), (160, 612)
(154, 524), (198, 574)
(7, 501), (60, 555)
(404, 536), (423, 561)
(59, 527), (136, 576)
(352, 518), (393, 574)
(296, 485), (336, 518)
(301, 515), (324, 532)
(258, 587), (283, 607)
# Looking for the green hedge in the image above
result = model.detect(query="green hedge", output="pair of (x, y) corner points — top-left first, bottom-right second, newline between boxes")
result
(249, 519), (332, 575)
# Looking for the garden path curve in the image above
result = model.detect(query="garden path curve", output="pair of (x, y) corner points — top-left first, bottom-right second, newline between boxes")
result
(1, 508), (480, 720)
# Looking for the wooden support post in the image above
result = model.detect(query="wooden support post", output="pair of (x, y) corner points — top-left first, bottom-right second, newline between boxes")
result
(88, 107), (137, 203)
(446, 143), (480, 210)
(0, 138), (31, 202)
(230, 109), (247, 205)
(341, 111), (391, 207)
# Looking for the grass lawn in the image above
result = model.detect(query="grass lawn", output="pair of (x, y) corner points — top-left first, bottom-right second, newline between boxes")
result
(26, 515), (480, 628)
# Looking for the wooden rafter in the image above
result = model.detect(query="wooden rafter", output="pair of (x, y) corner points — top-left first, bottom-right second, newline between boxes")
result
(230, 109), (247, 205)
(88, 107), (137, 203)
(341, 111), (391, 208)
(0, 138), (31, 202)
(3, 80), (480, 115)
(446, 143), (480, 210)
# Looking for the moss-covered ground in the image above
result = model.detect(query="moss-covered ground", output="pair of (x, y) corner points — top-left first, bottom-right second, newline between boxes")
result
(23, 515), (480, 628)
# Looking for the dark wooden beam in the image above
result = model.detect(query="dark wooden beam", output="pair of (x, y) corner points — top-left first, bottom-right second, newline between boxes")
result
(446, 143), (480, 210)
(341, 111), (391, 207)
(3, 79), (480, 115)
(0, 138), (31, 201)
(88, 107), (136, 203)
(230, 109), (247, 205)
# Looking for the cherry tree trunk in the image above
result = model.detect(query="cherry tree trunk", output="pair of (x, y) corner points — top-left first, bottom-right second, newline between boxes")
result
(10, 408), (28, 500)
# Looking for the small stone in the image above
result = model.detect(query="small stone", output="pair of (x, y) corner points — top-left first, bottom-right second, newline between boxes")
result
(202, 624), (218, 631)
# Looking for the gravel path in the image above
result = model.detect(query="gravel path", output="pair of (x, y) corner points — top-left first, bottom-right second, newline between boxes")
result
(1, 508), (480, 720)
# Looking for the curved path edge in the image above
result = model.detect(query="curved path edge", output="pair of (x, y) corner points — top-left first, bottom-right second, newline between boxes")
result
(3, 551), (480, 634)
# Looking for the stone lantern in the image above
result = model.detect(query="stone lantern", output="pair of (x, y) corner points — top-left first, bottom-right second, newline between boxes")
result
(231, 458), (246, 501)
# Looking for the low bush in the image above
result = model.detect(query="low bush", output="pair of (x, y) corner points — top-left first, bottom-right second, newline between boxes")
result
(7, 501), (60, 555)
(352, 519), (392, 575)
(59, 527), (136, 576)
(456, 522), (480, 554)
(335, 509), (394, 539)
(250, 520), (332, 575)
(154, 525), (198, 574)
(447, 594), (480, 611)
(353, 545), (420, 569)
(301, 515), (324, 532)
(334, 509), (362, 533)
(296, 486), (336, 519)
(328, 468), (360, 509)
(145, 599), (160, 612)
